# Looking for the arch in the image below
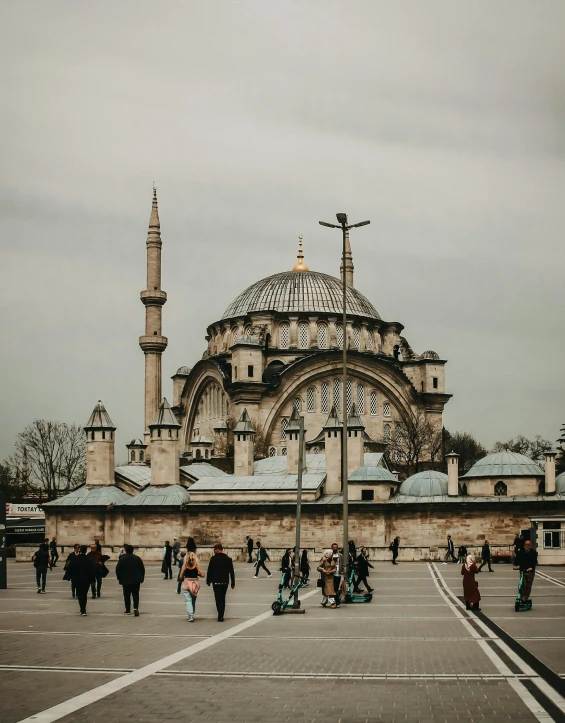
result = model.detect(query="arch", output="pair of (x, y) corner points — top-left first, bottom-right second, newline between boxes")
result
(494, 481), (507, 496)
(298, 321), (309, 349)
(205, 449), (209, 459)
(279, 322), (290, 349)
(139, 450), (144, 462)
(195, 449), (202, 459)
(179, 360), (231, 450)
(130, 450), (135, 462)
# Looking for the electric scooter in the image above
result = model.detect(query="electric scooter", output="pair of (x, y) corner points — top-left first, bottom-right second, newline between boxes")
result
(514, 571), (533, 612)
(271, 571), (303, 615)
(343, 568), (373, 604)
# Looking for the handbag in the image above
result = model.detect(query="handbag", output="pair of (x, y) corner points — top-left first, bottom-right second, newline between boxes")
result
(316, 577), (323, 588)
(182, 577), (200, 596)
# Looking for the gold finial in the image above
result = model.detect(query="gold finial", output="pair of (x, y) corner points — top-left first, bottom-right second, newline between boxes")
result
(292, 235), (309, 272)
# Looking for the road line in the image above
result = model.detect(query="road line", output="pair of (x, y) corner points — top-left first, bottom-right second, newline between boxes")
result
(14, 587), (319, 723)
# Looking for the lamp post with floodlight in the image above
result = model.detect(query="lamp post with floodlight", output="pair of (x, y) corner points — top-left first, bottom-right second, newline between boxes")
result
(319, 214), (370, 582)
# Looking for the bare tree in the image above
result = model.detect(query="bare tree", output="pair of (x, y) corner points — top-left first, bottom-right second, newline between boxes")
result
(12, 420), (86, 500)
(383, 409), (438, 476)
(443, 430), (487, 474)
(492, 434), (552, 462)
(0, 461), (32, 502)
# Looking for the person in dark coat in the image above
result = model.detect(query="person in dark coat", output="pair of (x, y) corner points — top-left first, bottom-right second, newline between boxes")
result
(186, 537), (197, 553)
(477, 540), (493, 572)
(514, 540), (538, 603)
(161, 541), (173, 579)
(457, 545), (468, 564)
(513, 533), (523, 558)
(63, 543), (81, 598)
(67, 545), (96, 615)
(300, 549), (310, 585)
(206, 543), (235, 622)
(246, 536), (254, 563)
(253, 541), (271, 578)
(461, 554), (481, 610)
(49, 537), (59, 567)
(116, 545), (145, 616)
(390, 537), (400, 565)
(354, 547), (374, 593)
(32, 543), (51, 593)
(280, 548), (293, 589)
(87, 543), (106, 597)
(445, 535), (457, 563)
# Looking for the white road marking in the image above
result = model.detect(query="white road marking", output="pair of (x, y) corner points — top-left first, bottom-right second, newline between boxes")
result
(14, 587), (319, 723)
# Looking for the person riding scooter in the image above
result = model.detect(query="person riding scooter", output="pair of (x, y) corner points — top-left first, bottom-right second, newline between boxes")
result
(513, 539), (537, 605)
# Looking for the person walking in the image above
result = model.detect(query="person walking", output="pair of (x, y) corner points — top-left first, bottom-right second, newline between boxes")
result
(457, 545), (468, 564)
(253, 541), (271, 578)
(330, 542), (344, 606)
(317, 550), (337, 608)
(300, 549), (310, 585)
(67, 545), (96, 616)
(246, 536), (254, 563)
(513, 533), (523, 558)
(280, 548), (293, 589)
(32, 542), (51, 594)
(94, 539), (102, 553)
(49, 537), (59, 567)
(179, 551), (205, 622)
(176, 551), (186, 594)
(461, 553), (481, 610)
(186, 536), (197, 554)
(477, 540), (493, 573)
(172, 538), (181, 565)
(87, 543), (105, 597)
(445, 535), (457, 563)
(390, 536), (400, 565)
(161, 541), (173, 580)
(63, 544), (81, 598)
(206, 543), (235, 622)
(115, 544), (145, 616)
(354, 547), (374, 593)
(514, 539), (537, 605)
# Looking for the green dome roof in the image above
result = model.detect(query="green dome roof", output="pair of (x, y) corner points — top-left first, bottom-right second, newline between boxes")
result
(461, 451), (543, 479)
(398, 470), (448, 497)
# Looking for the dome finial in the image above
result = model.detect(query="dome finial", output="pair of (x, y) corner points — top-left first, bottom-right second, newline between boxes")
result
(292, 235), (309, 272)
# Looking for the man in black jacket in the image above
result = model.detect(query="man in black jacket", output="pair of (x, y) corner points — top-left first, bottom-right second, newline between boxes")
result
(354, 547), (374, 593)
(478, 540), (493, 572)
(116, 545), (145, 616)
(514, 540), (538, 603)
(246, 536), (254, 563)
(67, 546), (96, 616)
(206, 543), (235, 622)
(32, 543), (51, 594)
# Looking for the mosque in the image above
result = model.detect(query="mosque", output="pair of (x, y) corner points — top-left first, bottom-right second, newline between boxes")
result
(44, 191), (565, 563)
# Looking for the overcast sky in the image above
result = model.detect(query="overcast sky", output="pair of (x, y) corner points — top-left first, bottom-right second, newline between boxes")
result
(1, 1), (564, 461)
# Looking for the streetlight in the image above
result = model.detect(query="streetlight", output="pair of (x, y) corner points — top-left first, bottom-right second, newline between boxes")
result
(319, 213), (370, 584)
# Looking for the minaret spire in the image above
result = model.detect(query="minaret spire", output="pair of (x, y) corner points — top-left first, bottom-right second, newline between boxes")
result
(139, 186), (168, 454)
(340, 228), (354, 286)
(292, 235), (309, 272)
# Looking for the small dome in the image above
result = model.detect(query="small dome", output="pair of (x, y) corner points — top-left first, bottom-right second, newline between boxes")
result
(176, 366), (191, 375)
(420, 350), (440, 360)
(556, 472), (565, 494)
(127, 438), (145, 447)
(398, 470), (448, 497)
(461, 451), (544, 479)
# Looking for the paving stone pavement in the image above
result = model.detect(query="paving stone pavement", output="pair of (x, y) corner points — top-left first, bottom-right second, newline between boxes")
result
(1, 558), (564, 723)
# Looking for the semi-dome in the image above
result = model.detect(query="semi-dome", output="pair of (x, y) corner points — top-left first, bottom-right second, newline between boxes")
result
(461, 451), (544, 479)
(221, 271), (381, 320)
(556, 471), (565, 494)
(398, 470), (448, 497)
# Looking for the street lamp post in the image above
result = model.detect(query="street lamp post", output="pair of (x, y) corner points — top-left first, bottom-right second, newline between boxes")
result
(319, 214), (370, 582)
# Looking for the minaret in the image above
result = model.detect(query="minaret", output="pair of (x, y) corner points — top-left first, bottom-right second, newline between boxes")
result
(340, 228), (354, 286)
(139, 187), (168, 452)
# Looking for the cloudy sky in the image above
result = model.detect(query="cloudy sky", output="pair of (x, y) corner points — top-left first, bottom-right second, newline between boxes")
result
(1, 1), (564, 460)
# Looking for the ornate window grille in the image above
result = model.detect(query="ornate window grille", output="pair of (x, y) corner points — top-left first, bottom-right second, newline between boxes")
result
(383, 402), (391, 417)
(294, 397), (301, 412)
(384, 423), (391, 441)
(313, 447), (319, 454)
(346, 378), (353, 413)
(307, 387), (315, 412)
(352, 327), (360, 350)
(298, 322), (309, 349)
(365, 331), (373, 351)
(269, 447), (277, 457)
(232, 329), (239, 344)
(336, 325), (344, 349)
(279, 323), (290, 349)
(281, 447), (287, 456)
(321, 382), (329, 413)
(370, 391), (378, 415)
(281, 417), (289, 440)
(244, 325), (252, 336)
(318, 324), (328, 349)
(357, 384), (365, 414)
(494, 481), (507, 496)
(333, 378), (341, 412)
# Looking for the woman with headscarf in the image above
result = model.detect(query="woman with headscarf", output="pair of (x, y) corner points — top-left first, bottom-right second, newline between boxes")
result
(316, 550), (337, 608)
(461, 553), (481, 611)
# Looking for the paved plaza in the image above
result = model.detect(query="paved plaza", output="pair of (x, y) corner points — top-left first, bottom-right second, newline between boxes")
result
(1, 559), (565, 723)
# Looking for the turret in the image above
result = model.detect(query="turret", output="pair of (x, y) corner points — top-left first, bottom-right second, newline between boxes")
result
(323, 406), (342, 495)
(149, 398), (180, 486)
(233, 408), (255, 476)
(84, 401), (116, 486)
(446, 451), (460, 497)
(347, 403), (364, 477)
(544, 451), (557, 495)
(126, 438), (147, 465)
(139, 187), (168, 453)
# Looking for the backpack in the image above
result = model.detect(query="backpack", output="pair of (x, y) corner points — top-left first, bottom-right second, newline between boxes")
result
(389, 542), (394, 551)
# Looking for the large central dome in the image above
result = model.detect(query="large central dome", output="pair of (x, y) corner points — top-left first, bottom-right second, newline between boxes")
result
(221, 271), (380, 320)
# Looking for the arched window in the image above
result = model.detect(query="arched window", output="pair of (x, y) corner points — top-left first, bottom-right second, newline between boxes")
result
(281, 418), (289, 440)
(333, 378), (341, 412)
(139, 451), (144, 462)
(396, 425), (404, 444)
(313, 447), (320, 454)
(383, 402), (391, 417)
(298, 321), (309, 349)
(357, 385), (365, 414)
(294, 397), (301, 412)
(318, 324), (328, 349)
(384, 423), (391, 442)
(321, 382), (329, 413)
(494, 481), (507, 496)
(352, 327), (360, 350)
(196, 449), (202, 459)
(307, 387), (315, 412)
(269, 446), (277, 457)
(281, 447), (287, 456)
(365, 331), (373, 351)
(130, 451), (135, 462)
(244, 324), (252, 336)
(205, 449), (209, 459)
(346, 378), (352, 413)
(279, 322), (290, 349)
(232, 328), (239, 344)
(336, 325), (344, 349)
